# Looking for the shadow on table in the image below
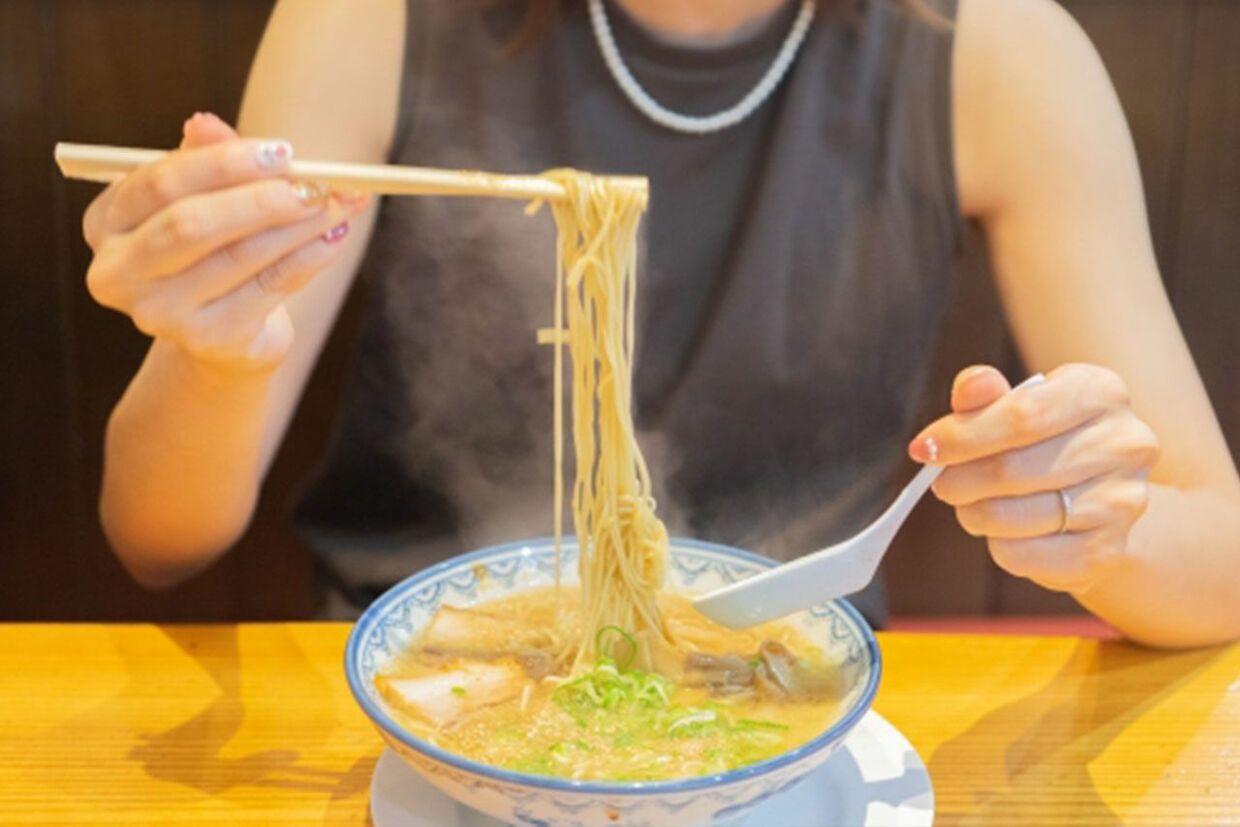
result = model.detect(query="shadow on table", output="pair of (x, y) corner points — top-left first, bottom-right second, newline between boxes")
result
(123, 625), (376, 818)
(928, 639), (1228, 826)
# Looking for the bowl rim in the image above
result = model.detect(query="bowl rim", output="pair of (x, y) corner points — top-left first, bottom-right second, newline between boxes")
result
(344, 536), (882, 796)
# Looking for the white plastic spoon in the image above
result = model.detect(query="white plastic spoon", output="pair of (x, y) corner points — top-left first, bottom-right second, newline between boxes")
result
(692, 374), (1047, 628)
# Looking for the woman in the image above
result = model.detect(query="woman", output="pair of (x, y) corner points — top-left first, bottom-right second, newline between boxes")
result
(81, 0), (1240, 646)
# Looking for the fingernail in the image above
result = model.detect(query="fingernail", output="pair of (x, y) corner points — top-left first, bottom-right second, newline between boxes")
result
(962, 365), (992, 380)
(334, 189), (368, 205)
(322, 222), (349, 244)
(292, 180), (328, 206)
(247, 327), (272, 360)
(256, 140), (292, 169)
(909, 435), (938, 464)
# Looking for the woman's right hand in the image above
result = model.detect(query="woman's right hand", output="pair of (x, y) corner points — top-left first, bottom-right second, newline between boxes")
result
(82, 112), (369, 368)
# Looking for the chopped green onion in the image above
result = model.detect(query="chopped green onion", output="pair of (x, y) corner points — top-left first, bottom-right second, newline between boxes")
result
(594, 625), (639, 670)
(735, 719), (789, 732)
(541, 649), (794, 777)
(668, 709), (717, 735)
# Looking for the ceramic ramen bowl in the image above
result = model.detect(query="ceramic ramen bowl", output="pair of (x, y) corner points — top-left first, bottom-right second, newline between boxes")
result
(345, 538), (882, 827)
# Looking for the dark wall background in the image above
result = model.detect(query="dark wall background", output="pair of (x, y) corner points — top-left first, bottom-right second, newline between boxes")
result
(1, 0), (1237, 621)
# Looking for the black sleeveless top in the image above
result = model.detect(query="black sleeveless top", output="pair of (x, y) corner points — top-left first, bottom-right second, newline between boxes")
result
(295, 0), (961, 626)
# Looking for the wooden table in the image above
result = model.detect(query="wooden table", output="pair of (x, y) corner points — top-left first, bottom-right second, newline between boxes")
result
(1, 625), (1236, 825)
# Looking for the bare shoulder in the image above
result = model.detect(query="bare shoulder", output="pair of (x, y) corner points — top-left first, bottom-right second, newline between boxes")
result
(952, 0), (1125, 217)
(239, 0), (406, 161)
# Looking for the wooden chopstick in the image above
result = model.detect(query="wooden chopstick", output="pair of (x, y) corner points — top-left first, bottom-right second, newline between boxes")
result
(54, 142), (647, 203)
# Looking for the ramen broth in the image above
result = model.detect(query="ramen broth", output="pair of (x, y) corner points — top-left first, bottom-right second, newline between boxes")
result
(376, 588), (845, 781)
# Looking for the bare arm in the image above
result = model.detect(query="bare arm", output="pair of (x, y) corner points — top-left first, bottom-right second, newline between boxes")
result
(98, 0), (405, 587)
(935, 0), (1240, 646)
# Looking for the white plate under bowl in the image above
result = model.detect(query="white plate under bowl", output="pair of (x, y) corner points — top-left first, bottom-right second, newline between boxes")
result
(370, 710), (933, 827)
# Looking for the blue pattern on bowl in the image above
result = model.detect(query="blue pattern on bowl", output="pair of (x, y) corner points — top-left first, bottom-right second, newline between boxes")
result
(345, 538), (881, 827)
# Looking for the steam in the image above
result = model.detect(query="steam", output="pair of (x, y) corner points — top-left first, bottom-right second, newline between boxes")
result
(370, 185), (689, 558)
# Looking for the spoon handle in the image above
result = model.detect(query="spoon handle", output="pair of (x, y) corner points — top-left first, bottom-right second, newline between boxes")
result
(692, 373), (1046, 628)
(872, 462), (943, 541)
(864, 372), (1045, 547)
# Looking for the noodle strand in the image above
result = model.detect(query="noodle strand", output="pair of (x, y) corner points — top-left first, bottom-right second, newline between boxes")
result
(539, 171), (673, 669)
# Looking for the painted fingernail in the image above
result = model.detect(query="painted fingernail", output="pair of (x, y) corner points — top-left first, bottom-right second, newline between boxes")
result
(292, 180), (328, 206)
(909, 436), (938, 464)
(256, 140), (292, 169)
(322, 222), (349, 244)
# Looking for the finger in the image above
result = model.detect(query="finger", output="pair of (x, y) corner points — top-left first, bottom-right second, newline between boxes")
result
(173, 196), (366, 304)
(83, 180), (123, 251)
(954, 474), (1149, 540)
(987, 528), (1125, 594)
(89, 188), (350, 324)
(933, 413), (1158, 504)
(180, 111), (238, 149)
(179, 220), (354, 360)
(951, 365), (1010, 413)
(119, 199), (360, 336)
(127, 177), (325, 276)
(104, 137), (295, 234)
(910, 363), (1129, 465)
(184, 113), (355, 208)
(84, 113), (237, 251)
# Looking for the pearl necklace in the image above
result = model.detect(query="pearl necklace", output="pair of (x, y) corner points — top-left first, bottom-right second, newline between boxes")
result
(587, 0), (817, 135)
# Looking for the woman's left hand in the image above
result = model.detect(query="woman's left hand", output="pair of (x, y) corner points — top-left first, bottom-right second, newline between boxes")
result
(910, 364), (1161, 595)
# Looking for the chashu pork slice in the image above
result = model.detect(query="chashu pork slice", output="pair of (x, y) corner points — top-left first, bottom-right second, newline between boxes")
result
(422, 605), (552, 651)
(376, 660), (525, 728)
(418, 605), (559, 679)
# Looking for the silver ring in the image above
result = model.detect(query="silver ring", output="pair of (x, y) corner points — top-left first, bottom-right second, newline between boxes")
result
(1056, 488), (1073, 534)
